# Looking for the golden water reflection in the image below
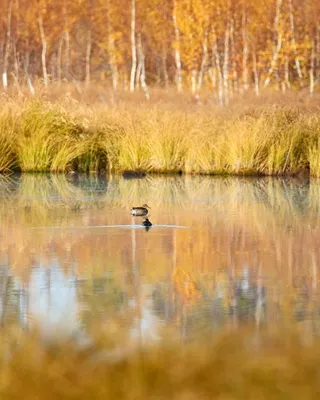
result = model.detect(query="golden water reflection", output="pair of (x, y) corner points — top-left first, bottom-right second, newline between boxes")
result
(0, 174), (319, 339)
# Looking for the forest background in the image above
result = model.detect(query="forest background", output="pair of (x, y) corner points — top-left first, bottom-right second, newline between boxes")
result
(0, 0), (319, 103)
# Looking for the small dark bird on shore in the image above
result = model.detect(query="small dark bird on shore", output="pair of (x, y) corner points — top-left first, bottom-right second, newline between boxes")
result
(131, 204), (150, 216)
(142, 217), (152, 227)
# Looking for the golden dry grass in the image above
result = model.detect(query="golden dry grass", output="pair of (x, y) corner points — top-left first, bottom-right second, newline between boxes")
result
(0, 93), (319, 175)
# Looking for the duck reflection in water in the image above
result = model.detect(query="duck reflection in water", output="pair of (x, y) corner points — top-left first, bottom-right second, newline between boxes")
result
(142, 217), (152, 231)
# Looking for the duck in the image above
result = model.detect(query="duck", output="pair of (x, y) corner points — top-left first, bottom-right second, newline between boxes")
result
(142, 217), (152, 227)
(131, 204), (150, 216)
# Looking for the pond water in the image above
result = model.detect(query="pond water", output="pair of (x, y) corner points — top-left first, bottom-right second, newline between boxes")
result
(0, 174), (319, 340)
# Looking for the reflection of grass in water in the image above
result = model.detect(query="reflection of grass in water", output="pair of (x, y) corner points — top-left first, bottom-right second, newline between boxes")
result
(0, 173), (316, 226)
(0, 174), (108, 227)
(115, 176), (188, 209)
(1, 325), (320, 398)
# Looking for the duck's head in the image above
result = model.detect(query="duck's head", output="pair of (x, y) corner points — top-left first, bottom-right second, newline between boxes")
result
(142, 204), (150, 209)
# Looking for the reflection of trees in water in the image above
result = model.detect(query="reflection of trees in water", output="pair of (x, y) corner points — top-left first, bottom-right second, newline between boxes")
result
(0, 262), (128, 332)
(0, 266), (28, 327)
(152, 268), (267, 338)
(76, 274), (127, 327)
(0, 260), (319, 338)
(0, 174), (320, 336)
(151, 264), (320, 338)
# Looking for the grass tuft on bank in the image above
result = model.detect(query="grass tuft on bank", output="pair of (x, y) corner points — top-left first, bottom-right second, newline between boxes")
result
(0, 100), (319, 176)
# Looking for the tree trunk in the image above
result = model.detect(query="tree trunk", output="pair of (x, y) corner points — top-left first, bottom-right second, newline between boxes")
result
(316, 24), (320, 83)
(284, 55), (290, 90)
(50, 53), (56, 81)
(241, 6), (249, 91)
(162, 49), (169, 89)
(135, 54), (142, 89)
(63, 1), (70, 79)
(173, 0), (182, 92)
(3, 0), (13, 89)
(288, 0), (303, 85)
(85, 28), (92, 86)
(191, 69), (197, 94)
(137, 33), (150, 100)
(197, 32), (208, 92)
(252, 50), (260, 96)
(230, 19), (238, 93)
(57, 35), (63, 82)
(38, 15), (48, 87)
(212, 28), (223, 105)
(208, 67), (217, 91)
(310, 41), (315, 96)
(263, 0), (283, 88)
(129, 0), (137, 92)
(63, 31), (70, 79)
(108, 28), (118, 90)
(223, 25), (230, 105)
(13, 41), (19, 82)
(24, 51), (35, 95)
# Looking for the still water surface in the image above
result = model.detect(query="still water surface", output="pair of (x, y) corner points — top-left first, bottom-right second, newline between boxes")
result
(0, 174), (319, 340)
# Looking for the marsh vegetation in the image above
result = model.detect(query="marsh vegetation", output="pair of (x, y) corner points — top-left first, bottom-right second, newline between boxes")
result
(0, 98), (320, 176)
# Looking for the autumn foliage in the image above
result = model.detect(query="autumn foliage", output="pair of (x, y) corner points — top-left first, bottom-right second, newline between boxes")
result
(0, 0), (319, 101)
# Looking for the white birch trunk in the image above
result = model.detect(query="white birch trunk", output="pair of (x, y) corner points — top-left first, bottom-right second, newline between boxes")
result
(288, 0), (303, 84)
(173, 0), (182, 92)
(197, 32), (208, 92)
(137, 33), (150, 100)
(24, 52), (35, 95)
(57, 35), (63, 82)
(263, 0), (283, 88)
(223, 26), (230, 105)
(284, 55), (290, 90)
(12, 42), (22, 94)
(85, 28), (92, 86)
(3, 0), (13, 89)
(162, 49), (169, 88)
(241, 7), (249, 91)
(63, 31), (70, 79)
(212, 28), (223, 105)
(129, 0), (137, 92)
(38, 15), (48, 87)
(63, 2), (70, 79)
(252, 50), (260, 96)
(230, 19), (238, 93)
(135, 57), (142, 89)
(13, 41), (19, 82)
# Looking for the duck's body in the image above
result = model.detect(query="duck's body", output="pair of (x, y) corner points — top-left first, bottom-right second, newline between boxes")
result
(142, 217), (152, 227)
(131, 204), (150, 216)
